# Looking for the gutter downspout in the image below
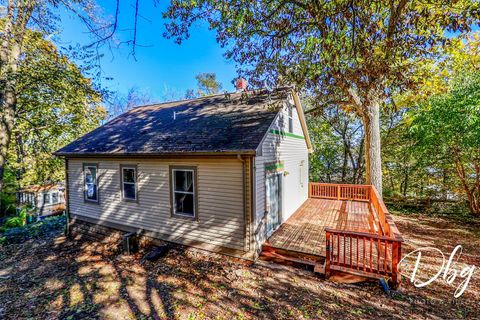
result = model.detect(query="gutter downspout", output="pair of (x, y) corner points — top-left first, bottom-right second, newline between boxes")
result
(64, 157), (70, 236)
(237, 155), (248, 252)
(238, 154), (255, 256)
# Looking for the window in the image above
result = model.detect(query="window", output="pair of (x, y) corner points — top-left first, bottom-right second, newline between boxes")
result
(299, 160), (306, 188)
(121, 165), (137, 201)
(84, 164), (98, 202)
(287, 106), (293, 133)
(28, 193), (34, 205)
(43, 193), (51, 205)
(51, 192), (59, 204)
(171, 167), (196, 218)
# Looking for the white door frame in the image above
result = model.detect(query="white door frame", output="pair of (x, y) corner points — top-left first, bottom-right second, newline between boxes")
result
(265, 171), (283, 237)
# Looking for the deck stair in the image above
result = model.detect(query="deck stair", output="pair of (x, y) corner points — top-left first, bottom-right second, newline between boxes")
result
(260, 242), (324, 270)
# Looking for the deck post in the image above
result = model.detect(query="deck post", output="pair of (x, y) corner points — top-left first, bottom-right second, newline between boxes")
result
(325, 231), (331, 278)
(391, 241), (401, 289)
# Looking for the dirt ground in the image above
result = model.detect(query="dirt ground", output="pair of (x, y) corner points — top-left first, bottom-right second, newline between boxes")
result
(1, 213), (479, 320)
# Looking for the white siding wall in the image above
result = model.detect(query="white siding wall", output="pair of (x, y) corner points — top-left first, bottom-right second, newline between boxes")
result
(253, 97), (309, 250)
(68, 158), (246, 251)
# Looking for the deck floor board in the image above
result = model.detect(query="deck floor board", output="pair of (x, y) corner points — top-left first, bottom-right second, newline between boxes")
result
(266, 198), (378, 257)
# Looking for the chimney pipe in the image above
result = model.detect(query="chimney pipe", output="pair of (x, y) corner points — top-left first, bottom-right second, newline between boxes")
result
(235, 78), (248, 91)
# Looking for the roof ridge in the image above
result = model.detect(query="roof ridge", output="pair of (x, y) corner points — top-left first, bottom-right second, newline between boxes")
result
(131, 86), (293, 110)
(132, 91), (229, 110)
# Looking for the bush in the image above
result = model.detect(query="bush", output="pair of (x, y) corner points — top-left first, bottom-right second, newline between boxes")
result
(0, 192), (18, 217)
(1, 208), (28, 230)
(0, 215), (66, 245)
(4, 216), (25, 229)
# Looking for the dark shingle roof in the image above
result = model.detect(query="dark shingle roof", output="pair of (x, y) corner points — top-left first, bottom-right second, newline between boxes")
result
(55, 88), (290, 156)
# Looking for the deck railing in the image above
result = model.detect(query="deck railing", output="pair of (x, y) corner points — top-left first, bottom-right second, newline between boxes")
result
(325, 229), (402, 287)
(309, 183), (370, 202)
(310, 182), (403, 288)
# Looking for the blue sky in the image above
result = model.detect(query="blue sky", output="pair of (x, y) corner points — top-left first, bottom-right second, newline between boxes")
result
(56, 1), (237, 102)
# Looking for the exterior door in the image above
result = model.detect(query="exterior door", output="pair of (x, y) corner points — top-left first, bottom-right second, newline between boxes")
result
(266, 172), (282, 236)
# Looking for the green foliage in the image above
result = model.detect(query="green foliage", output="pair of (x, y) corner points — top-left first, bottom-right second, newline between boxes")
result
(0, 170), (18, 216)
(165, 1), (478, 102)
(407, 72), (480, 213)
(7, 29), (106, 188)
(4, 216), (24, 229)
(307, 107), (364, 184)
(2, 208), (28, 229)
(195, 73), (222, 96)
(308, 117), (343, 182)
(409, 72), (480, 156)
(0, 215), (66, 245)
(185, 73), (223, 98)
(164, 0), (478, 192)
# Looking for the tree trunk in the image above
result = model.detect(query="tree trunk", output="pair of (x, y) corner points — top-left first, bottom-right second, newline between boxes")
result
(361, 100), (383, 197)
(355, 136), (364, 184)
(15, 132), (26, 181)
(0, 1), (33, 195)
(0, 45), (20, 194)
(454, 155), (480, 215)
(341, 142), (348, 182)
(402, 169), (409, 197)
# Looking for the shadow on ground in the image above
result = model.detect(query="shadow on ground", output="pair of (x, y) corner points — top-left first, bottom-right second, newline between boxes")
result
(0, 213), (479, 319)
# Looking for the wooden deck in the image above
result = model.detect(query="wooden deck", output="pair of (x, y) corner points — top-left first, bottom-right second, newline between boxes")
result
(262, 183), (403, 288)
(265, 198), (382, 257)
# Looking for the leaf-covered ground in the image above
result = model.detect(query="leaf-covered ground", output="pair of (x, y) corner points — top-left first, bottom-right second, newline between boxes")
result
(0, 213), (479, 319)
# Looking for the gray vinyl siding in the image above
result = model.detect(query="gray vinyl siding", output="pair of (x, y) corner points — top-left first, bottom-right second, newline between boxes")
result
(253, 97), (309, 251)
(68, 158), (246, 251)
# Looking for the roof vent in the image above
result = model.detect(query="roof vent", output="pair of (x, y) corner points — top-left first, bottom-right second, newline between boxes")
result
(235, 77), (248, 91)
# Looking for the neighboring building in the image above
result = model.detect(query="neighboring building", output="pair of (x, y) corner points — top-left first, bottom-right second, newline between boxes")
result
(54, 88), (312, 259)
(16, 184), (66, 217)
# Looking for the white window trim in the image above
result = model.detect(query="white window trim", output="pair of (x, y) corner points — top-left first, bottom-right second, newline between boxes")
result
(171, 168), (197, 219)
(50, 191), (59, 205)
(43, 192), (51, 205)
(121, 165), (137, 201)
(84, 164), (99, 203)
(287, 106), (294, 133)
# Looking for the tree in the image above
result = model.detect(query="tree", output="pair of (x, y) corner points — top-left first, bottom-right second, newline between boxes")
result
(307, 106), (364, 184)
(109, 87), (152, 118)
(184, 72), (223, 98)
(0, 0), (111, 193)
(164, 0), (479, 195)
(196, 72), (222, 96)
(382, 32), (480, 200)
(408, 72), (480, 214)
(8, 29), (106, 188)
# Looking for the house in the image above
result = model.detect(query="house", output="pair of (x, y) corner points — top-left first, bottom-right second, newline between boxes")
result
(54, 87), (313, 259)
(55, 87), (404, 287)
(16, 184), (66, 218)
